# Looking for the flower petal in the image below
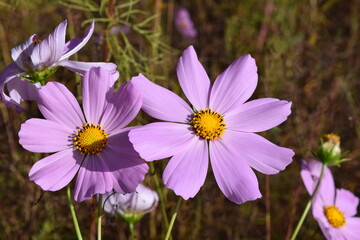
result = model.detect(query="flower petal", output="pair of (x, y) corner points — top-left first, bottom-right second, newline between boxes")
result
(176, 46), (210, 110)
(209, 54), (258, 114)
(37, 82), (85, 131)
(209, 135), (262, 204)
(41, 20), (67, 65)
(10, 34), (37, 70)
(226, 98), (292, 132)
(82, 67), (114, 123)
(163, 137), (208, 200)
(339, 217), (360, 240)
(129, 122), (194, 161)
(100, 81), (142, 133)
(335, 189), (359, 217)
(58, 60), (119, 80)
(7, 77), (41, 104)
(59, 20), (94, 61)
(0, 62), (24, 111)
(29, 148), (82, 191)
(130, 74), (193, 123)
(73, 154), (114, 202)
(104, 128), (149, 193)
(222, 131), (294, 175)
(19, 118), (72, 153)
(301, 159), (335, 205)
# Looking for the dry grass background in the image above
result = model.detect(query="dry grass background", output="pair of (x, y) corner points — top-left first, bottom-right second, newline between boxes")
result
(0, 0), (359, 239)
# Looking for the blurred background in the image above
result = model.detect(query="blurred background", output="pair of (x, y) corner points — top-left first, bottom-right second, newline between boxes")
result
(0, 0), (359, 239)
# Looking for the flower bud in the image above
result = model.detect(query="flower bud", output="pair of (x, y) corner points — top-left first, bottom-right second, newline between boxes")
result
(314, 133), (348, 165)
(102, 184), (159, 224)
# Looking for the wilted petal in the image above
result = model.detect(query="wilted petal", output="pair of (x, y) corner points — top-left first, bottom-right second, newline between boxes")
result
(130, 74), (193, 123)
(60, 20), (95, 61)
(176, 46), (210, 110)
(29, 148), (82, 191)
(19, 118), (72, 153)
(58, 60), (119, 80)
(129, 122), (194, 161)
(37, 82), (85, 131)
(209, 135), (262, 204)
(11, 34), (37, 71)
(210, 55), (258, 114)
(43, 20), (67, 65)
(7, 77), (40, 104)
(82, 67), (114, 123)
(226, 98), (292, 132)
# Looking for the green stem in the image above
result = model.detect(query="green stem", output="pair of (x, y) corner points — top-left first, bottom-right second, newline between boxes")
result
(290, 163), (326, 240)
(165, 197), (182, 240)
(97, 194), (103, 240)
(66, 186), (83, 240)
(129, 222), (136, 240)
(149, 162), (170, 228)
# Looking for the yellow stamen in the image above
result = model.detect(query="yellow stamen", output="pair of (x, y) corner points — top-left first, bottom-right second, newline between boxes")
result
(323, 133), (340, 144)
(32, 38), (42, 46)
(324, 205), (346, 228)
(191, 108), (226, 140)
(73, 123), (108, 155)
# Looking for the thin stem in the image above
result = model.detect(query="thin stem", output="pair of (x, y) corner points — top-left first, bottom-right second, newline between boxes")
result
(129, 222), (136, 240)
(67, 186), (83, 240)
(149, 162), (170, 228)
(165, 197), (182, 240)
(290, 163), (326, 240)
(97, 194), (103, 240)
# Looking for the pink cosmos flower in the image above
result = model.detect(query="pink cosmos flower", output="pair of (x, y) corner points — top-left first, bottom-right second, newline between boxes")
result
(301, 159), (360, 239)
(0, 20), (119, 112)
(19, 67), (148, 201)
(129, 46), (294, 204)
(175, 8), (197, 38)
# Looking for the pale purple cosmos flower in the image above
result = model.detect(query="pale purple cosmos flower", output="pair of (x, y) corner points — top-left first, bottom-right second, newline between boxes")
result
(175, 8), (197, 38)
(301, 159), (360, 239)
(129, 46), (294, 204)
(19, 67), (148, 202)
(0, 20), (119, 112)
(103, 184), (159, 221)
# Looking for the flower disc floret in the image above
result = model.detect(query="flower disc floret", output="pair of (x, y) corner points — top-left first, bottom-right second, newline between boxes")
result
(74, 123), (108, 155)
(191, 108), (226, 140)
(324, 205), (346, 228)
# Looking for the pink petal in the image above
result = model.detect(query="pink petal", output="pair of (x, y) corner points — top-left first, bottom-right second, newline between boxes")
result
(10, 34), (37, 71)
(82, 67), (114, 123)
(176, 46), (210, 110)
(100, 81), (142, 133)
(73, 155), (113, 202)
(209, 134), (262, 204)
(226, 98), (292, 132)
(128, 122), (194, 161)
(58, 60), (119, 80)
(30, 39), (51, 69)
(163, 137), (208, 200)
(0, 62), (25, 111)
(130, 74), (193, 123)
(60, 20), (95, 61)
(43, 20), (67, 65)
(29, 148), (82, 191)
(339, 217), (360, 240)
(335, 189), (359, 217)
(7, 77), (41, 104)
(223, 131), (294, 175)
(37, 82), (85, 131)
(19, 118), (72, 153)
(209, 55), (258, 114)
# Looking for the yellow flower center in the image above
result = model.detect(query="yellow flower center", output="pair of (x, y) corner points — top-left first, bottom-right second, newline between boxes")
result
(323, 133), (340, 144)
(324, 205), (346, 228)
(32, 38), (42, 46)
(73, 123), (108, 155)
(191, 108), (226, 140)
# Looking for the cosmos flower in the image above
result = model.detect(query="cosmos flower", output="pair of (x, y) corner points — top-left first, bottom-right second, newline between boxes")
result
(175, 8), (197, 38)
(0, 20), (119, 112)
(102, 184), (159, 223)
(301, 159), (360, 239)
(19, 67), (148, 202)
(129, 46), (294, 204)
